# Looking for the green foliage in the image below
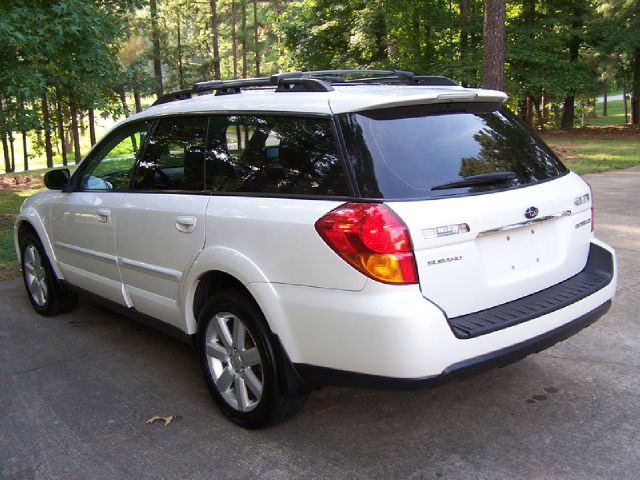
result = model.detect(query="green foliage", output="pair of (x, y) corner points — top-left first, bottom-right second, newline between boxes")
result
(2, 0), (639, 174)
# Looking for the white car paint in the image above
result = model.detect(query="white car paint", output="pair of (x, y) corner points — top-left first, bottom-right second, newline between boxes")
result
(390, 172), (593, 317)
(14, 81), (616, 383)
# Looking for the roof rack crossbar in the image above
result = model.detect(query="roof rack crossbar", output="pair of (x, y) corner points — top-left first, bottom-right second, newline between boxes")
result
(152, 70), (459, 106)
(193, 77), (273, 92)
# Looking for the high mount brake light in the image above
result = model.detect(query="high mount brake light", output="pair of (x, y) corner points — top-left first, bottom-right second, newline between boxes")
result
(315, 203), (418, 284)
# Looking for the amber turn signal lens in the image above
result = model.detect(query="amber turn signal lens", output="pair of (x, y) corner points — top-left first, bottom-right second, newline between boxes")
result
(315, 203), (418, 284)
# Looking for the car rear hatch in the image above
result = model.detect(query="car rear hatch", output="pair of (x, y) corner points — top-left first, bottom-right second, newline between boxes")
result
(389, 174), (593, 318)
(337, 102), (595, 320)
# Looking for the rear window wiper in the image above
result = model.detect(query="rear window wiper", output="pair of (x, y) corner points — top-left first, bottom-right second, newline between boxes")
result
(431, 171), (517, 191)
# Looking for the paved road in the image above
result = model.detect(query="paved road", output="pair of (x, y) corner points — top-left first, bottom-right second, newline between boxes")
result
(596, 93), (625, 103)
(2, 167), (639, 480)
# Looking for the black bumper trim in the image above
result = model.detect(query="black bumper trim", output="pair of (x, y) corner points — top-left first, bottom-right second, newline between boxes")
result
(448, 243), (614, 339)
(293, 300), (611, 391)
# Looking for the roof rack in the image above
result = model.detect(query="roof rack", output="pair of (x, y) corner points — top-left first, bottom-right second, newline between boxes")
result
(152, 70), (458, 106)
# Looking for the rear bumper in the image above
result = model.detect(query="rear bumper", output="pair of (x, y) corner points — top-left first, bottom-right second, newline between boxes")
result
(448, 242), (614, 338)
(252, 239), (616, 384)
(293, 300), (611, 390)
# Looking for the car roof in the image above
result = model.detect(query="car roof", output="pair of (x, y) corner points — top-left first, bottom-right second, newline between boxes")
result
(124, 84), (507, 125)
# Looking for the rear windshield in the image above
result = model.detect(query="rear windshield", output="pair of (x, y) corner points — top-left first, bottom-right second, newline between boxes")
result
(338, 105), (568, 200)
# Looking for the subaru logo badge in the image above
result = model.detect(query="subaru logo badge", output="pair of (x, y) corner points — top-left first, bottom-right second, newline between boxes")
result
(524, 206), (539, 219)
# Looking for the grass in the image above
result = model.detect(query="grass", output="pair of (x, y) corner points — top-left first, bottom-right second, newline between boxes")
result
(0, 179), (45, 279)
(588, 98), (630, 127)
(540, 133), (640, 174)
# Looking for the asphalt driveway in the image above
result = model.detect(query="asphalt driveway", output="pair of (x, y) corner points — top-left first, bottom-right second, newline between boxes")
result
(1, 167), (639, 480)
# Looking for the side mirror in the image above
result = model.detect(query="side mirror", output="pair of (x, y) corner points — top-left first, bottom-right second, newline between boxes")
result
(44, 168), (70, 190)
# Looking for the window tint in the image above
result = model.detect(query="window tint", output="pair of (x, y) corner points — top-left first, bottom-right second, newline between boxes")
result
(76, 121), (150, 191)
(339, 107), (568, 200)
(204, 115), (349, 196)
(134, 116), (208, 191)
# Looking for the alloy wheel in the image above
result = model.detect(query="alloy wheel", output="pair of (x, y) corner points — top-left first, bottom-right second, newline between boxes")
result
(204, 312), (264, 412)
(23, 243), (48, 307)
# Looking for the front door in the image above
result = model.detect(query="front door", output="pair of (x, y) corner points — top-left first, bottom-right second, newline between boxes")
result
(50, 121), (152, 305)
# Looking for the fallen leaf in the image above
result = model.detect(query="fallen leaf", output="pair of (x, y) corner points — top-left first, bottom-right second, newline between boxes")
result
(146, 415), (176, 426)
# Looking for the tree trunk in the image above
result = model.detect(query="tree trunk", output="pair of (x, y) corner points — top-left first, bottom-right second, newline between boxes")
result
(526, 96), (534, 126)
(253, 0), (260, 77)
(150, 0), (164, 99)
(22, 131), (28, 171)
(517, 98), (527, 121)
(589, 98), (596, 119)
(602, 77), (608, 116)
(560, 1), (583, 129)
(561, 95), (575, 129)
(41, 92), (54, 168)
(0, 133), (9, 173)
(0, 96), (11, 173)
(531, 96), (545, 131)
(542, 91), (550, 124)
(134, 88), (142, 113)
(176, 8), (185, 89)
(231, 0), (238, 78)
(459, 0), (468, 84)
(622, 76), (629, 124)
(209, 0), (222, 79)
(241, 0), (248, 78)
(482, 0), (506, 91)
(460, 0), (468, 53)
(119, 86), (130, 118)
(70, 102), (82, 164)
(632, 47), (640, 125)
(9, 132), (15, 172)
(88, 108), (96, 146)
(55, 95), (68, 167)
(274, 0), (283, 58)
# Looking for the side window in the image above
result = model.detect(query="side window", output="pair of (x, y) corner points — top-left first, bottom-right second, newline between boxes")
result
(205, 115), (350, 196)
(76, 121), (150, 191)
(134, 116), (208, 191)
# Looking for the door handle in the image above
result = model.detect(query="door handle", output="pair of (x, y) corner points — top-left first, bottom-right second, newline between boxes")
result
(176, 216), (197, 233)
(96, 208), (111, 223)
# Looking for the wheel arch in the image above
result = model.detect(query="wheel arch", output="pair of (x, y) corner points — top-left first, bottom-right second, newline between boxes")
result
(181, 246), (272, 335)
(15, 214), (64, 280)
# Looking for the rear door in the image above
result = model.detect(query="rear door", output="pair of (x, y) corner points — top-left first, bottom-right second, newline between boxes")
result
(116, 116), (210, 327)
(50, 121), (150, 304)
(339, 106), (593, 317)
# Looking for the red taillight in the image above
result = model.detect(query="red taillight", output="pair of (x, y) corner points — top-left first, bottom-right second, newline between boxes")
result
(315, 203), (418, 284)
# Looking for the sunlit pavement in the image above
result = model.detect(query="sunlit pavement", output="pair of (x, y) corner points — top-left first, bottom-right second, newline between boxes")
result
(1, 166), (639, 480)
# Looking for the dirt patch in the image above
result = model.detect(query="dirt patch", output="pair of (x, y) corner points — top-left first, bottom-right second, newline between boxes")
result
(0, 175), (43, 191)
(548, 145), (577, 159)
(0, 266), (20, 280)
(542, 125), (640, 140)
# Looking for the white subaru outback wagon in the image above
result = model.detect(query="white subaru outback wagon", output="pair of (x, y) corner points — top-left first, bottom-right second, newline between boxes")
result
(15, 70), (617, 428)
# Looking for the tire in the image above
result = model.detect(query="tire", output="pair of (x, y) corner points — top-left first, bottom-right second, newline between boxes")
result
(197, 288), (308, 429)
(20, 232), (78, 316)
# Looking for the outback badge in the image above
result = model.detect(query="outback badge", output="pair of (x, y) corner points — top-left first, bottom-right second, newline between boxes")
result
(524, 206), (539, 219)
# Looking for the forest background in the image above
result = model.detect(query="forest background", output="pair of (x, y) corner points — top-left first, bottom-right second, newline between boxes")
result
(0, 0), (638, 174)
